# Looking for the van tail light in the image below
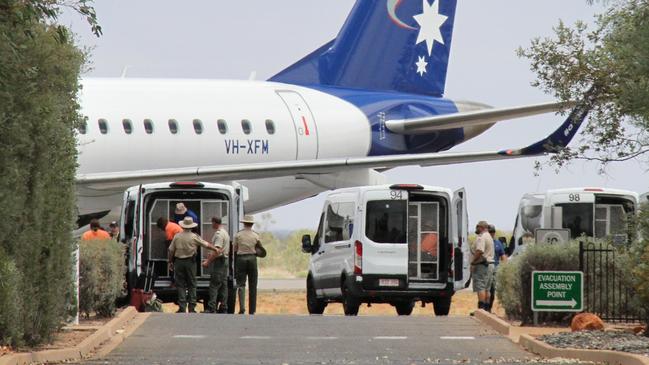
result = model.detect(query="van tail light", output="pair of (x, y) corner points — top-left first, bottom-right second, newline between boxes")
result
(354, 240), (362, 275)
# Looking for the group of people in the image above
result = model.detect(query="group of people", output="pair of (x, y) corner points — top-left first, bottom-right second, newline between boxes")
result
(471, 221), (508, 313)
(81, 219), (120, 241)
(160, 202), (263, 315)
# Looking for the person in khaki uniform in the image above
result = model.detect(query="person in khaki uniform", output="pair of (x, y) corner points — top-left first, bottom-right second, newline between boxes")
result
(471, 220), (495, 312)
(201, 216), (230, 313)
(168, 217), (219, 313)
(234, 215), (261, 315)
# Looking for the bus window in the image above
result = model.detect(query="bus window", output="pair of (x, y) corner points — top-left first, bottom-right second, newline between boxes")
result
(557, 203), (594, 238)
(595, 204), (627, 239)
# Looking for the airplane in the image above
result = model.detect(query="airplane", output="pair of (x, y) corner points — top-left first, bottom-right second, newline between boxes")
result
(75, 0), (590, 225)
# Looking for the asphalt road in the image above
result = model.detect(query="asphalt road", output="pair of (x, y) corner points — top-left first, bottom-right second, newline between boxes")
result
(78, 314), (559, 365)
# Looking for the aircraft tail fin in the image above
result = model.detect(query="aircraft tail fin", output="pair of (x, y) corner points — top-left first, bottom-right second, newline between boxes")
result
(270, 0), (458, 97)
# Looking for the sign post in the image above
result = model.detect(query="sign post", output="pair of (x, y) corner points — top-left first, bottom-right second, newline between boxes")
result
(532, 271), (583, 312)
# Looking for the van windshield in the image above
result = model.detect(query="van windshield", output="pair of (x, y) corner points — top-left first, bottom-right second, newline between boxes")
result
(365, 200), (407, 243)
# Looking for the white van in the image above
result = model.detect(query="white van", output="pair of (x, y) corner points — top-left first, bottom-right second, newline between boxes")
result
(510, 187), (638, 254)
(120, 181), (247, 310)
(301, 184), (470, 316)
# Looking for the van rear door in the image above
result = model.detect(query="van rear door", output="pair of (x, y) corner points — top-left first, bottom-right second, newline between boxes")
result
(362, 189), (409, 277)
(452, 188), (470, 290)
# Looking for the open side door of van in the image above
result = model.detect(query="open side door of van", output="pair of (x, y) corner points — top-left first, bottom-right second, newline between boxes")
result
(452, 188), (470, 290)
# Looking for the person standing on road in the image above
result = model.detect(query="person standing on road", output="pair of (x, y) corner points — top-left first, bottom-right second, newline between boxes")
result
(168, 217), (219, 313)
(174, 202), (199, 226)
(202, 217), (230, 313)
(234, 215), (260, 315)
(470, 220), (495, 312)
(81, 219), (111, 241)
(487, 224), (507, 312)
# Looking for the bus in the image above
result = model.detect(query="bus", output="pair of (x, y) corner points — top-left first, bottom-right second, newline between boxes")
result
(510, 187), (638, 255)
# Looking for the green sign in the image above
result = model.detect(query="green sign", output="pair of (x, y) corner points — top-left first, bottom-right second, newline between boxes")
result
(532, 271), (583, 312)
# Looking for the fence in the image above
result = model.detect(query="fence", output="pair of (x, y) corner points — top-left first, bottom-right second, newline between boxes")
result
(579, 241), (646, 322)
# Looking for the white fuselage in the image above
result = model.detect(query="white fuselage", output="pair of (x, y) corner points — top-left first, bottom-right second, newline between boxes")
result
(76, 78), (374, 218)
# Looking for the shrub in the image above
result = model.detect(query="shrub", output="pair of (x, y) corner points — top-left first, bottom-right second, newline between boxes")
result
(628, 203), (649, 333)
(496, 241), (580, 324)
(0, 249), (23, 347)
(79, 239), (126, 318)
(258, 230), (313, 278)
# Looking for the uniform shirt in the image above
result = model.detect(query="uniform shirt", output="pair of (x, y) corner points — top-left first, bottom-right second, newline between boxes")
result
(169, 231), (208, 259)
(82, 229), (111, 241)
(234, 229), (260, 255)
(212, 227), (230, 257)
(474, 232), (495, 263)
(165, 222), (183, 241)
(493, 238), (505, 267)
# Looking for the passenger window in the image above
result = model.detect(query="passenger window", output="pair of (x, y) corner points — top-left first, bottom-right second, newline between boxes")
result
(324, 202), (355, 243)
(122, 119), (133, 134)
(265, 119), (276, 135)
(144, 119), (154, 134)
(217, 119), (228, 134)
(168, 119), (178, 134)
(79, 120), (87, 135)
(98, 118), (109, 134)
(241, 119), (251, 135)
(193, 119), (203, 135)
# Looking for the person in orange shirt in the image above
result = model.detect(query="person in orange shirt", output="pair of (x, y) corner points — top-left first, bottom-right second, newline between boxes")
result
(81, 219), (111, 241)
(157, 217), (183, 241)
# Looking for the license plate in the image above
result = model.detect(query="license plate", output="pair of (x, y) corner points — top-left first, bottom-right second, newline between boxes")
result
(379, 278), (399, 287)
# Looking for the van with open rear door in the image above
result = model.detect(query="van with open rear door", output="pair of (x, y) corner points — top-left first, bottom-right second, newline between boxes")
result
(120, 181), (247, 312)
(301, 184), (470, 316)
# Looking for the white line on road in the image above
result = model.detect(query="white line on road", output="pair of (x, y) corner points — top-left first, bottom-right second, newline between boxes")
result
(440, 336), (475, 340)
(306, 336), (338, 340)
(240, 336), (272, 339)
(373, 336), (408, 340)
(173, 335), (206, 339)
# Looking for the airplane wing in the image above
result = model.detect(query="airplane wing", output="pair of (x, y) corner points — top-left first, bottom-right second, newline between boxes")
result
(76, 101), (589, 190)
(385, 101), (574, 134)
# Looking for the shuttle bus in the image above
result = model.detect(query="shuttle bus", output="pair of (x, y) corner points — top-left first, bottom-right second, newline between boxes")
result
(120, 181), (247, 310)
(510, 187), (638, 255)
(301, 184), (470, 316)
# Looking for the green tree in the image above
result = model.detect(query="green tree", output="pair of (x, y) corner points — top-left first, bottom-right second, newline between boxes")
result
(0, 0), (99, 347)
(628, 204), (649, 335)
(518, 0), (649, 169)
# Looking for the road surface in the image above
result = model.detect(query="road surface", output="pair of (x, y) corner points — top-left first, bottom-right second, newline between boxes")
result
(75, 314), (560, 364)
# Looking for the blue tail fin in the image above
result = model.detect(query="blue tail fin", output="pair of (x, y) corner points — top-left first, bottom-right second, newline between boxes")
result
(270, 0), (457, 97)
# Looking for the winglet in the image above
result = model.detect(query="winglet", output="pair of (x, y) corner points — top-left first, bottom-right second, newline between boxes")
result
(498, 95), (591, 157)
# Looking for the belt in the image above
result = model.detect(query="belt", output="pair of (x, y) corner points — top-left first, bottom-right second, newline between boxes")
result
(175, 256), (195, 260)
(237, 253), (256, 256)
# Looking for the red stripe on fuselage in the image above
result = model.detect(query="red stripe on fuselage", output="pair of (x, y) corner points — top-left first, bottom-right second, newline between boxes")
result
(301, 116), (310, 136)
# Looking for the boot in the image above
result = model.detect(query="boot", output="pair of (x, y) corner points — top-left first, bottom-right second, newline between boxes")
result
(237, 287), (246, 314)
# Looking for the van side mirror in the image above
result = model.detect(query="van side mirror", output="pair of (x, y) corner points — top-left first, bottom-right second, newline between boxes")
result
(301, 234), (312, 253)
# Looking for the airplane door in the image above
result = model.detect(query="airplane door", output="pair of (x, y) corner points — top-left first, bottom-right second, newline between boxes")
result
(276, 90), (319, 160)
(452, 188), (470, 290)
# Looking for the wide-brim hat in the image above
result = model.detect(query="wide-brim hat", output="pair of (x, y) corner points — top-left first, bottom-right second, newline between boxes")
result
(240, 215), (255, 224)
(179, 216), (198, 229)
(175, 203), (187, 215)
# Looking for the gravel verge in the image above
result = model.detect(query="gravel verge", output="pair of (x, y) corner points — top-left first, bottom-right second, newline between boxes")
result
(539, 330), (649, 357)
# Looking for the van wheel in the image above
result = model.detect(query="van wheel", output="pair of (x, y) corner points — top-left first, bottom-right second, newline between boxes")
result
(306, 278), (326, 314)
(341, 279), (360, 316)
(432, 296), (451, 316)
(394, 301), (415, 316)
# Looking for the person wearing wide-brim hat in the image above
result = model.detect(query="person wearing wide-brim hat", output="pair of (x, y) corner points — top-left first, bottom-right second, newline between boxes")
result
(168, 216), (219, 313)
(233, 214), (264, 315)
(173, 202), (199, 227)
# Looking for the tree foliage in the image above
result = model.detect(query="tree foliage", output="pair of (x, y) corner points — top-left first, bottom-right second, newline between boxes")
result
(518, 0), (649, 168)
(0, 0), (97, 347)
